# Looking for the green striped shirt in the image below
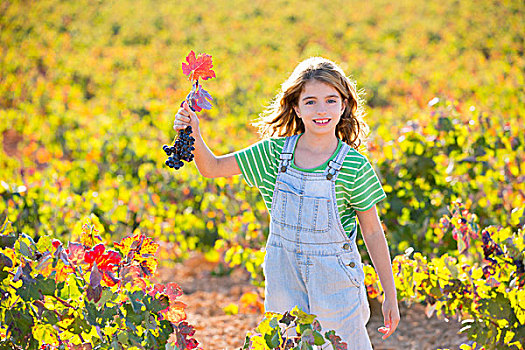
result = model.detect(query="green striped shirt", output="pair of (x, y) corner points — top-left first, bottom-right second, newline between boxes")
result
(234, 134), (386, 237)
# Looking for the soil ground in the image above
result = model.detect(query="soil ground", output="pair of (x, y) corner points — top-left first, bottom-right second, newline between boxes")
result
(154, 252), (469, 350)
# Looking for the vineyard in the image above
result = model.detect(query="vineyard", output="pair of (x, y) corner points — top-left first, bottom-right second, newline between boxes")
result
(0, 0), (524, 349)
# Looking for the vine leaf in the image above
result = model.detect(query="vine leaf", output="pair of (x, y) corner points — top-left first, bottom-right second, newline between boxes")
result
(188, 86), (213, 112)
(84, 243), (121, 286)
(150, 283), (186, 323)
(324, 330), (348, 350)
(290, 306), (317, 325)
(182, 50), (216, 81)
(114, 233), (158, 275)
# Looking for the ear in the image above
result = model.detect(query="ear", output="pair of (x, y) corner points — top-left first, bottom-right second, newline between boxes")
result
(341, 98), (348, 115)
(294, 105), (301, 118)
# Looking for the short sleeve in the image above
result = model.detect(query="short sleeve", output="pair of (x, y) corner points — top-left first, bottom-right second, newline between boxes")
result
(350, 157), (386, 211)
(234, 139), (274, 188)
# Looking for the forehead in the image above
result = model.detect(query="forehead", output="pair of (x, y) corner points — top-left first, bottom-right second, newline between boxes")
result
(300, 80), (341, 98)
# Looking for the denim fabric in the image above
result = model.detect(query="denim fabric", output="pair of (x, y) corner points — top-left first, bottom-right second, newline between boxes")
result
(264, 135), (373, 350)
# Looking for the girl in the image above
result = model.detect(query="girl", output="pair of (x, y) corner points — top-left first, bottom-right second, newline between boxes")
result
(173, 57), (400, 349)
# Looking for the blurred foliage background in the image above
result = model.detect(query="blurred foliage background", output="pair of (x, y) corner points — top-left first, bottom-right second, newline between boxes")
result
(1, 0), (523, 267)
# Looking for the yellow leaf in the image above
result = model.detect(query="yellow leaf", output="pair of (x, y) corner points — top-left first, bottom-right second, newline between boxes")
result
(33, 324), (59, 345)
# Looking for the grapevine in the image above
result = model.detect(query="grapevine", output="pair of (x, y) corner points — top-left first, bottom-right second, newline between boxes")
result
(0, 218), (201, 350)
(163, 51), (216, 170)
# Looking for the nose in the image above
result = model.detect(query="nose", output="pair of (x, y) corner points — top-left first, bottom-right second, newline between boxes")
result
(316, 105), (328, 115)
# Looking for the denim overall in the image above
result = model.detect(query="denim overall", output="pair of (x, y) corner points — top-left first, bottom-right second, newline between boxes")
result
(264, 134), (372, 350)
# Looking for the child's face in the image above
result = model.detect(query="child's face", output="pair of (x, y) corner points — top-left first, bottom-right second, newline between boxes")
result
(294, 80), (346, 138)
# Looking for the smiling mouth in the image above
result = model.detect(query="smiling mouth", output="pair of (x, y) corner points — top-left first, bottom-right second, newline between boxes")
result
(313, 118), (331, 125)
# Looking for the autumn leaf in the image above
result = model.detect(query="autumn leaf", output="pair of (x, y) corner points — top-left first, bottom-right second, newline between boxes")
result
(114, 233), (158, 275)
(324, 330), (348, 350)
(290, 306), (317, 324)
(182, 51), (216, 81)
(239, 291), (264, 314)
(162, 300), (187, 323)
(84, 243), (122, 287)
(80, 223), (103, 248)
(55, 263), (75, 283)
(120, 264), (147, 289)
(67, 242), (85, 265)
(149, 283), (186, 322)
(191, 86), (213, 112)
(172, 321), (199, 350)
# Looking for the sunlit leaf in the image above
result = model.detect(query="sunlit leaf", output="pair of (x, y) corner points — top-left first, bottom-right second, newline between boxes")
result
(182, 51), (216, 81)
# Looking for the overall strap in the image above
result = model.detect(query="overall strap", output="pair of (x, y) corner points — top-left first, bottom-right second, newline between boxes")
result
(279, 134), (300, 172)
(323, 143), (351, 180)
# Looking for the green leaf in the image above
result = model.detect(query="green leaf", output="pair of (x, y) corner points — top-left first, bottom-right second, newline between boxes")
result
(60, 274), (83, 302)
(84, 301), (98, 325)
(35, 274), (56, 296)
(66, 316), (92, 335)
(18, 239), (32, 258)
(300, 341), (313, 350)
(17, 280), (39, 301)
(291, 306), (317, 325)
(144, 294), (169, 313)
(42, 309), (59, 325)
(128, 290), (144, 313)
(313, 331), (325, 346)
(100, 305), (119, 324)
(123, 303), (142, 325)
(479, 293), (513, 320)
(264, 329), (281, 348)
(0, 236), (16, 249)
(117, 331), (129, 345)
(96, 287), (115, 308)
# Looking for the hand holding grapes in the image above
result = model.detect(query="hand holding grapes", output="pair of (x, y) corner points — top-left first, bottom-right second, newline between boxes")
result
(173, 101), (200, 132)
(163, 51), (215, 170)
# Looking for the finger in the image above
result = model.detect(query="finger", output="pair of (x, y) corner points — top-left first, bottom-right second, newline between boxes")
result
(183, 101), (197, 116)
(173, 122), (188, 131)
(176, 114), (191, 123)
(378, 326), (389, 334)
(177, 108), (189, 117)
(183, 101), (193, 113)
(383, 325), (395, 340)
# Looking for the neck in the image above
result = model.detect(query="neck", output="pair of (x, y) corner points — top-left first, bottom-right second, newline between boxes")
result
(297, 132), (338, 154)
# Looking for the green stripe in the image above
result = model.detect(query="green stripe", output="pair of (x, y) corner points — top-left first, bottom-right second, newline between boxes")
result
(234, 137), (386, 236)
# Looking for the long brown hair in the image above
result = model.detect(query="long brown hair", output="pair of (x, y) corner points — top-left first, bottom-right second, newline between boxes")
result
(252, 57), (369, 149)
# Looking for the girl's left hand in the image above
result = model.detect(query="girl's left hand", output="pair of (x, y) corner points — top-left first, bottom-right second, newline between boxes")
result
(378, 296), (400, 340)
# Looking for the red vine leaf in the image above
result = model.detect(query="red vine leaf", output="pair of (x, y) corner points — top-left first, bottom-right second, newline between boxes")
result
(149, 283), (186, 323)
(67, 242), (85, 265)
(182, 51), (216, 81)
(84, 243), (122, 287)
(189, 86), (213, 112)
(325, 330), (348, 350)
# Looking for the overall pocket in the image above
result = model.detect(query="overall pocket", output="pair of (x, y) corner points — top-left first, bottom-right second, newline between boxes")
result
(272, 179), (331, 232)
(337, 252), (365, 288)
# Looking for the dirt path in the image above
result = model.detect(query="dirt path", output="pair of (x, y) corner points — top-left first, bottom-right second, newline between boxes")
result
(155, 253), (468, 350)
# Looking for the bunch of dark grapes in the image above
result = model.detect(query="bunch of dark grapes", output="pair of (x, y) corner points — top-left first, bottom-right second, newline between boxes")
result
(163, 126), (195, 170)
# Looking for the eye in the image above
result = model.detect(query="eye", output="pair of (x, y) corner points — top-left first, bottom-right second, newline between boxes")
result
(305, 100), (315, 105)
(327, 99), (338, 104)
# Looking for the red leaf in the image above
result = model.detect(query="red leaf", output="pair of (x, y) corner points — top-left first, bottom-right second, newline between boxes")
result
(101, 271), (119, 287)
(187, 86), (213, 112)
(67, 242), (86, 265)
(97, 250), (121, 270)
(182, 51), (216, 81)
(325, 330), (348, 350)
(85, 244), (105, 265)
(165, 282), (183, 299)
(52, 239), (62, 249)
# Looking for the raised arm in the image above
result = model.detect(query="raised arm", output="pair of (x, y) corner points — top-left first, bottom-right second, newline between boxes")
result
(173, 101), (241, 178)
